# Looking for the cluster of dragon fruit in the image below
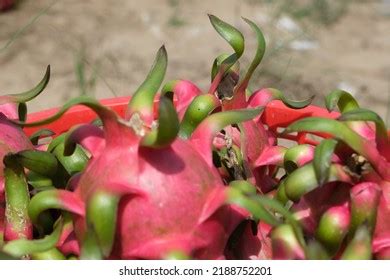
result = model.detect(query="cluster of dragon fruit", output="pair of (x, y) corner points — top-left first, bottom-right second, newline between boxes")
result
(0, 15), (389, 260)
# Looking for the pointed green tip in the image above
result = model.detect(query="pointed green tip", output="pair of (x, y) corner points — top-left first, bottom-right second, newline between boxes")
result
(40, 65), (51, 92)
(208, 14), (244, 58)
(29, 128), (55, 145)
(141, 96), (179, 148)
(207, 14), (218, 25)
(266, 88), (313, 109)
(0, 65), (50, 105)
(46, 64), (51, 78)
(280, 93), (314, 109)
(30, 64), (51, 100)
(158, 45), (167, 60)
(233, 17), (266, 94)
(241, 17), (265, 48)
(127, 46), (168, 122)
(325, 89), (359, 113)
(284, 95), (314, 109)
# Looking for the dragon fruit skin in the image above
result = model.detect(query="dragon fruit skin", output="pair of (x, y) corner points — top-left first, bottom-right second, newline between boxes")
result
(112, 141), (233, 259)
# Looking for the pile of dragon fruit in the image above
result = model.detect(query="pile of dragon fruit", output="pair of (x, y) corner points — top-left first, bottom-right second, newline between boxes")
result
(0, 15), (389, 260)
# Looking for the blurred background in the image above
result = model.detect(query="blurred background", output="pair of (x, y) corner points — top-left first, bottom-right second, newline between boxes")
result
(0, 0), (389, 122)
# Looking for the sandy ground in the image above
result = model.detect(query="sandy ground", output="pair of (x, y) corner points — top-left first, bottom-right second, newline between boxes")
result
(0, 0), (389, 121)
